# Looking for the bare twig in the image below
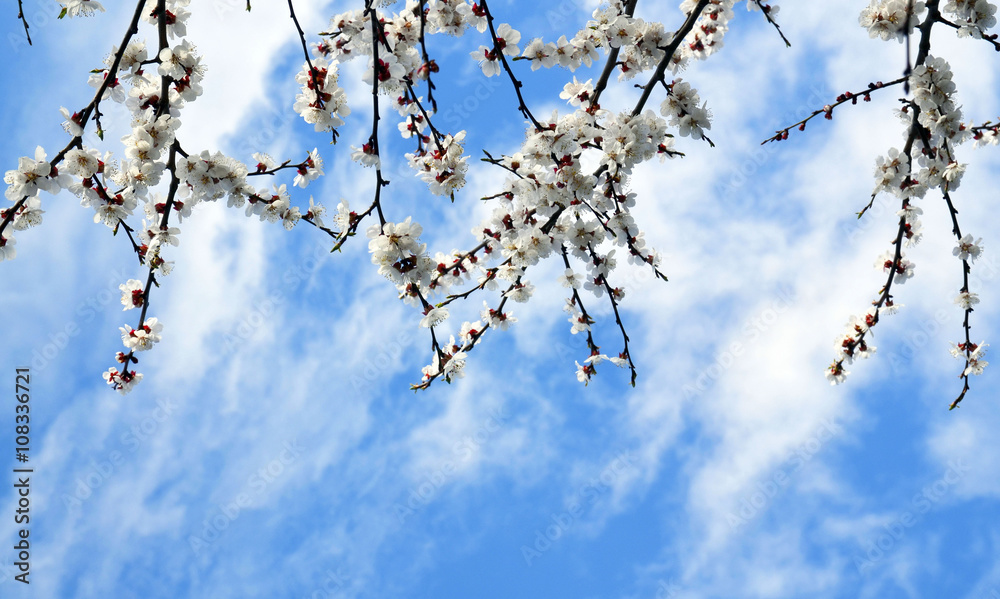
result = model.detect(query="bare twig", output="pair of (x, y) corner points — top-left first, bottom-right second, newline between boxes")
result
(17, 0), (32, 45)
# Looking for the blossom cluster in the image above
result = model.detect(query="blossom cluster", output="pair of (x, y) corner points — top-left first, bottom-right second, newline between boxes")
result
(5, 0), (797, 391)
(3, 0), (334, 394)
(293, 59), (351, 135)
(825, 2), (995, 407)
(296, 0), (745, 385)
(398, 102), (679, 384)
(943, 0), (998, 38)
(311, 1), (476, 197)
(859, 0), (925, 41)
(18, 0), (996, 405)
(2, 147), (63, 260)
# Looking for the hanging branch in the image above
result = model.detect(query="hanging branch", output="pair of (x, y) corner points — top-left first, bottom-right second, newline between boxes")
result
(288, 0), (326, 111)
(752, 0), (790, 47)
(17, 0), (32, 45)
(477, 0), (546, 131)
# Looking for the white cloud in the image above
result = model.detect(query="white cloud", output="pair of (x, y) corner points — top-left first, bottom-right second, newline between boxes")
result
(4, 2), (1000, 598)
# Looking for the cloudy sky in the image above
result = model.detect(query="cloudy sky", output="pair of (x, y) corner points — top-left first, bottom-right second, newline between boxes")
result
(2, 1), (1000, 598)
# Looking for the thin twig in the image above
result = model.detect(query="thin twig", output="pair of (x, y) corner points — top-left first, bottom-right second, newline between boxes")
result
(17, 0), (32, 45)
(288, 0), (326, 110)
(752, 0), (790, 47)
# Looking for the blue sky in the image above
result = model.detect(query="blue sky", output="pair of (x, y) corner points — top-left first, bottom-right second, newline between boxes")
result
(2, 1), (1000, 598)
